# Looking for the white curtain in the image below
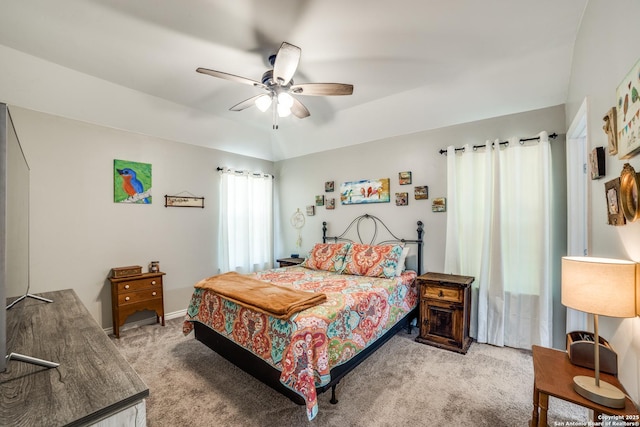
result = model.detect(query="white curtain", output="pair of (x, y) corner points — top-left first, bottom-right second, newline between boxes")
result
(218, 169), (273, 273)
(444, 132), (552, 349)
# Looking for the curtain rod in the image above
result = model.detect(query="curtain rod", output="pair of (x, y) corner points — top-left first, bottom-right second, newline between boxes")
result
(217, 167), (275, 179)
(438, 132), (558, 155)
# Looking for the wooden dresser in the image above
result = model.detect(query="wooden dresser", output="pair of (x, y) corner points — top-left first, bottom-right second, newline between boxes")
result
(415, 272), (474, 354)
(1, 289), (148, 426)
(109, 272), (165, 338)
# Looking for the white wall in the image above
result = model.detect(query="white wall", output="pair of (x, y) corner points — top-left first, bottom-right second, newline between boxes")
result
(565, 0), (640, 404)
(8, 106), (273, 329)
(275, 106), (567, 345)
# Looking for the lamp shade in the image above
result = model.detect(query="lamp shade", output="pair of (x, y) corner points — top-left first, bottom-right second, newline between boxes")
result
(561, 256), (637, 318)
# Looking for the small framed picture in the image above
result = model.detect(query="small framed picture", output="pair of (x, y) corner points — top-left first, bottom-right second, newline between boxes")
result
(315, 195), (325, 206)
(325, 181), (334, 192)
(326, 198), (335, 210)
(414, 186), (428, 200)
(306, 205), (315, 216)
(399, 171), (412, 185)
(432, 197), (446, 212)
(590, 147), (605, 180)
(395, 192), (408, 206)
(605, 177), (625, 225)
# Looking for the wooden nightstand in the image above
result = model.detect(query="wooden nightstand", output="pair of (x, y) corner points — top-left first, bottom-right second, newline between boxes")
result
(276, 257), (304, 267)
(109, 272), (165, 338)
(415, 272), (474, 354)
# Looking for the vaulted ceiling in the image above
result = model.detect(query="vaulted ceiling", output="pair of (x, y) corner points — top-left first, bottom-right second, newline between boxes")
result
(0, 0), (587, 161)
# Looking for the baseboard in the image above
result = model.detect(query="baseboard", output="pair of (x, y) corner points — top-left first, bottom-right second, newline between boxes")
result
(104, 308), (187, 335)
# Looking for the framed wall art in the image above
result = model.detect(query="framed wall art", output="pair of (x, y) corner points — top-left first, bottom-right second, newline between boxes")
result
(603, 107), (618, 155)
(315, 195), (325, 206)
(616, 58), (640, 159)
(326, 198), (336, 210)
(399, 171), (412, 185)
(395, 192), (408, 206)
(414, 186), (428, 200)
(340, 178), (390, 205)
(589, 147), (605, 180)
(306, 205), (315, 216)
(619, 163), (640, 222)
(604, 177), (625, 226)
(114, 159), (152, 204)
(325, 181), (334, 192)
(164, 195), (204, 208)
(432, 197), (446, 212)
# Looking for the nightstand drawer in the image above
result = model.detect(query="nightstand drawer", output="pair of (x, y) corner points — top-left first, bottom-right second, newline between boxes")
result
(117, 277), (162, 293)
(423, 284), (463, 303)
(118, 288), (162, 305)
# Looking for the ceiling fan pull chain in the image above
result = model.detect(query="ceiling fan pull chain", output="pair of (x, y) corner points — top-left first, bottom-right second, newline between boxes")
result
(273, 99), (278, 130)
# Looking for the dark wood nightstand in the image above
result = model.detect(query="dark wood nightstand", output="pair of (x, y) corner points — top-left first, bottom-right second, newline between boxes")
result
(415, 272), (474, 354)
(109, 271), (165, 338)
(276, 257), (304, 267)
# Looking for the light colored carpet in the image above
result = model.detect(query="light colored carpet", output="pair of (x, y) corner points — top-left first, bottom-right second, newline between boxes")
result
(111, 318), (588, 426)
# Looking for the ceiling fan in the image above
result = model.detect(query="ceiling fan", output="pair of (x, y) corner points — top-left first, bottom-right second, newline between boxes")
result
(196, 42), (354, 129)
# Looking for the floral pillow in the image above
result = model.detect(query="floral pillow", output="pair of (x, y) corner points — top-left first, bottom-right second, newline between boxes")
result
(343, 244), (404, 278)
(301, 242), (352, 272)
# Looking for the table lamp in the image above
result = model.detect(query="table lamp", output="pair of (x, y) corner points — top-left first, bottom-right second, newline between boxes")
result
(561, 256), (637, 408)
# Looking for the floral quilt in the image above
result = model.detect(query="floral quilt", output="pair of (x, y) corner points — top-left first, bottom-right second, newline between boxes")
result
(183, 266), (418, 420)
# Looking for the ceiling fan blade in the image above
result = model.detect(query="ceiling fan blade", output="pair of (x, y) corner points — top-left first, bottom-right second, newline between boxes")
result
(290, 97), (310, 119)
(229, 94), (268, 112)
(290, 83), (354, 96)
(196, 68), (267, 90)
(273, 42), (301, 86)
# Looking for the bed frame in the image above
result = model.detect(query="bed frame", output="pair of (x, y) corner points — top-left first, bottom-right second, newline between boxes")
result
(193, 214), (424, 406)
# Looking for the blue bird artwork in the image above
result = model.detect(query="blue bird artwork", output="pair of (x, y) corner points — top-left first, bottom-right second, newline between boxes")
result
(114, 160), (152, 204)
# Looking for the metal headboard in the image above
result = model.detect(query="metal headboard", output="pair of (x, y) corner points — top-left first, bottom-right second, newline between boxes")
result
(322, 214), (424, 275)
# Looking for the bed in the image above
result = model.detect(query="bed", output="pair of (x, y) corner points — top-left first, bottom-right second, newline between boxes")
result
(183, 214), (424, 420)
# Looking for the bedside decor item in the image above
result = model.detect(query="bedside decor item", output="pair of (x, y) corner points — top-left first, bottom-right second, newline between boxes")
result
(399, 171), (412, 185)
(589, 147), (605, 179)
(111, 265), (143, 279)
(432, 197), (446, 212)
(604, 177), (625, 226)
(603, 107), (618, 155)
(619, 163), (640, 222)
(616, 58), (640, 159)
(325, 181), (334, 192)
(114, 159), (152, 204)
(561, 256), (637, 408)
(340, 178), (390, 205)
(149, 261), (160, 273)
(414, 186), (428, 200)
(566, 331), (617, 375)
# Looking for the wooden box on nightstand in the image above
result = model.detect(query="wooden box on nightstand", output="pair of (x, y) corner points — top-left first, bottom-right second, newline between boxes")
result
(109, 271), (165, 338)
(276, 257), (304, 267)
(415, 272), (474, 354)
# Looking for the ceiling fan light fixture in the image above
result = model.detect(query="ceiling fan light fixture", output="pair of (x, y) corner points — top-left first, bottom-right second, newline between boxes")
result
(277, 92), (294, 109)
(255, 95), (272, 112)
(277, 103), (292, 117)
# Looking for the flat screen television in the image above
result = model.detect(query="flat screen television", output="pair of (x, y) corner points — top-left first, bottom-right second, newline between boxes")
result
(1, 103), (57, 371)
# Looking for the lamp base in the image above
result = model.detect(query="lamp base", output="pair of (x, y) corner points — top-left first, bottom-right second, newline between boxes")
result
(573, 375), (626, 408)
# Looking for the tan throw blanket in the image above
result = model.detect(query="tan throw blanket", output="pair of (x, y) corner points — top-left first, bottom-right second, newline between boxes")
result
(195, 271), (327, 319)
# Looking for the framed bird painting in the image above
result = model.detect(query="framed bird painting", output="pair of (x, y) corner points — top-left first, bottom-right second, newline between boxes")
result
(616, 57), (640, 159)
(114, 159), (152, 204)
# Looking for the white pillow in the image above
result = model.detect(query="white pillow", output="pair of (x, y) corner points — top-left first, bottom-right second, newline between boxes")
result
(395, 246), (411, 276)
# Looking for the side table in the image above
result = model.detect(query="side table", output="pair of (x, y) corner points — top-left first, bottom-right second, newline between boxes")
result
(531, 345), (639, 426)
(109, 271), (165, 338)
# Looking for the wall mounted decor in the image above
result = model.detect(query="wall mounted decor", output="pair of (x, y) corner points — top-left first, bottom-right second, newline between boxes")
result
(340, 178), (390, 205)
(619, 163), (640, 222)
(589, 147), (606, 180)
(164, 194), (204, 208)
(325, 181), (334, 192)
(315, 195), (325, 206)
(114, 159), (152, 204)
(616, 58), (640, 159)
(306, 205), (315, 216)
(432, 197), (446, 212)
(399, 171), (412, 185)
(603, 107), (618, 155)
(326, 198), (336, 210)
(604, 177), (625, 226)
(415, 186), (429, 200)
(395, 192), (408, 206)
